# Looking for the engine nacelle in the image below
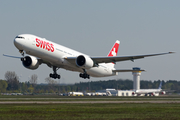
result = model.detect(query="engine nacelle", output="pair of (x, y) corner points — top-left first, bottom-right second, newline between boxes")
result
(161, 91), (166, 95)
(76, 55), (94, 69)
(151, 92), (155, 96)
(22, 56), (39, 70)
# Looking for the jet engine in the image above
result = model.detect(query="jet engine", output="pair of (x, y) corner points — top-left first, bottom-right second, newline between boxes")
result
(76, 55), (94, 69)
(161, 91), (166, 95)
(21, 56), (39, 70)
(151, 93), (155, 96)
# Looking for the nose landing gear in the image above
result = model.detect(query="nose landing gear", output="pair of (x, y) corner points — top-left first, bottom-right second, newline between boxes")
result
(19, 50), (24, 56)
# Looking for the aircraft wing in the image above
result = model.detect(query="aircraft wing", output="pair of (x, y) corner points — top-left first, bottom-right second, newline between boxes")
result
(65, 52), (174, 66)
(91, 52), (174, 64)
(3, 54), (49, 67)
(3, 54), (22, 59)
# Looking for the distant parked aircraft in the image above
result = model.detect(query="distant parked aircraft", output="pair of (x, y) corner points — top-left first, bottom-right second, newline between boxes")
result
(132, 81), (166, 96)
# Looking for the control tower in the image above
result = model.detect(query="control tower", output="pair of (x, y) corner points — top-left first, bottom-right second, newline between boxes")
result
(132, 67), (143, 90)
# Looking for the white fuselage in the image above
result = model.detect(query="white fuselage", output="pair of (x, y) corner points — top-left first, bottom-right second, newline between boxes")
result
(135, 89), (162, 95)
(14, 34), (116, 77)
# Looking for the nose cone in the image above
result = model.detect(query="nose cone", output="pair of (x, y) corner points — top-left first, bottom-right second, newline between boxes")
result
(14, 38), (23, 50)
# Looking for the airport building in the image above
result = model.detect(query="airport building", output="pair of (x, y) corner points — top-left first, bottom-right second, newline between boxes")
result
(115, 67), (143, 96)
(95, 89), (134, 96)
(117, 90), (134, 96)
(95, 67), (143, 96)
(70, 67), (162, 97)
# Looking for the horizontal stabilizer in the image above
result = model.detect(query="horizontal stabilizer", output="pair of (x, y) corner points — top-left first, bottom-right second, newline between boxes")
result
(113, 69), (145, 72)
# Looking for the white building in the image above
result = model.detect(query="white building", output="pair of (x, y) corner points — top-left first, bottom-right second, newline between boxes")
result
(117, 90), (134, 96)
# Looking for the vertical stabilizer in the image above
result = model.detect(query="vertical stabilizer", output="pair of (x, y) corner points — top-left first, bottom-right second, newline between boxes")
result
(108, 40), (120, 57)
(106, 40), (120, 68)
(158, 81), (162, 89)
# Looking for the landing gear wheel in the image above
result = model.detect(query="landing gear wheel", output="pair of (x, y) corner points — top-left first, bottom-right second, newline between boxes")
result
(49, 73), (61, 79)
(50, 73), (53, 78)
(79, 73), (90, 79)
(57, 75), (61, 79)
(49, 66), (61, 79)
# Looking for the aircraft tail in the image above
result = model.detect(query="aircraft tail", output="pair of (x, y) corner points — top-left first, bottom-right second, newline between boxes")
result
(158, 81), (162, 89)
(106, 40), (120, 68)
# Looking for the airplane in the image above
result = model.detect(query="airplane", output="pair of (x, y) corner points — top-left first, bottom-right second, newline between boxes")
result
(3, 34), (174, 79)
(132, 81), (166, 96)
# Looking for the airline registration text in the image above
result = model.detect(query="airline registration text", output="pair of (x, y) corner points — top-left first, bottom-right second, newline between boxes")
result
(36, 38), (54, 52)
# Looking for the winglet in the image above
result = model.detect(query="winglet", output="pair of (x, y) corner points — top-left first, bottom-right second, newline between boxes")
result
(169, 52), (175, 54)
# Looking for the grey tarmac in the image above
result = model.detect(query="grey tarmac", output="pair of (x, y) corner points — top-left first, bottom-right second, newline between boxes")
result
(0, 101), (180, 104)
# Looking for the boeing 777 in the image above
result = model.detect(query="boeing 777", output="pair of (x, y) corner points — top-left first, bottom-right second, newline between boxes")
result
(4, 34), (174, 79)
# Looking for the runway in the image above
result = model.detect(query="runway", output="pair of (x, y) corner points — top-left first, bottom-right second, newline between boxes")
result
(0, 96), (180, 104)
(0, 101), (180, 104)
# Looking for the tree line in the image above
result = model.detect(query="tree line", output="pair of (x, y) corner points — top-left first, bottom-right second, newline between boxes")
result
(0, 71), (180, 94)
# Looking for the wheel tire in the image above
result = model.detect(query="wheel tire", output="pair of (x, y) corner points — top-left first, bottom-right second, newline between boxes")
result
(79, 73), (83, 78)
(58, 75), (61, 79)
(50, 73), (53, 78)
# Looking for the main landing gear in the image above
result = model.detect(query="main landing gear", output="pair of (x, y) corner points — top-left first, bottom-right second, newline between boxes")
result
(79, 69), (90, 79)
(49, 66), (60, 79)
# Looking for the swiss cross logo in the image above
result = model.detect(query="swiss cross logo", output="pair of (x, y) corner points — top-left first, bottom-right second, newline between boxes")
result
(108, 42), (119, 57)
(36, 38), (54, 52)
(111, 48), (117, 56)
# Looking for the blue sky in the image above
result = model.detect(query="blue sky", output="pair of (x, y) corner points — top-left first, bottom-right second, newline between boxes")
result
(0, 1), (179, 84)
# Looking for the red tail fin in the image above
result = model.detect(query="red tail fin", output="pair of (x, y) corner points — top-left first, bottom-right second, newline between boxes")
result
(108, 40), (120, 57)
(106, 40), (120, 68)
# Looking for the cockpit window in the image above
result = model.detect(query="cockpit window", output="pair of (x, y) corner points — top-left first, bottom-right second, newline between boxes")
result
(15, 36), (25, 39)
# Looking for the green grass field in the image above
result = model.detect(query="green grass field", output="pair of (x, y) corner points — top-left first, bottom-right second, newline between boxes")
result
(0, 103), (180, 120)
(0, 95), (180, 120)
